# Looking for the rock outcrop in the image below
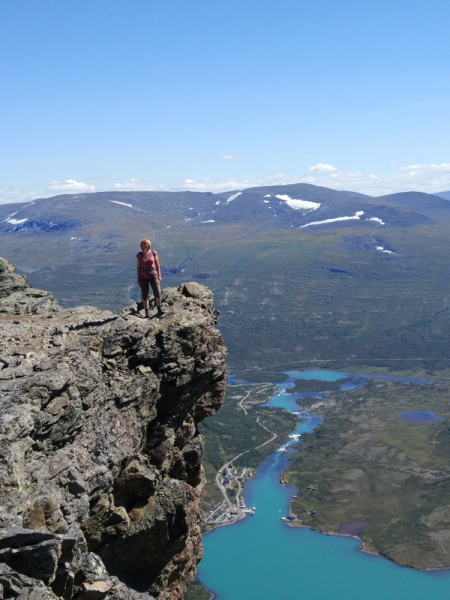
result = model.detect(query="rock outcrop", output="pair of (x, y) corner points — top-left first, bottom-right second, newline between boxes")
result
(0, 257), (227, 600)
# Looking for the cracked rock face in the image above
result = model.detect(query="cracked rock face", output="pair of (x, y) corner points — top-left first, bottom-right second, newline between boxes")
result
(0, 258), (227, 600)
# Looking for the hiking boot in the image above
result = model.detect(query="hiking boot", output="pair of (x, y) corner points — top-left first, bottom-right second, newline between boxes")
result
(157, 306), (164, 317)
(145, 309), (151, 319)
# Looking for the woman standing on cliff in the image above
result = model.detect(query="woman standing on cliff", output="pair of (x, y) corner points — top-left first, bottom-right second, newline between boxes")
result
(137, 239), (164, 318)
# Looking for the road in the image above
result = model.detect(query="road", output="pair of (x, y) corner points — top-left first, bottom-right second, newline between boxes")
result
(214, 411), (278, 508)
(238, 390), (252, 415)
(255, 416), (278, 448)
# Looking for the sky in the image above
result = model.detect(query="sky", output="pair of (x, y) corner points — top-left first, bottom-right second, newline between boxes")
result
(1, 0), (450, 204)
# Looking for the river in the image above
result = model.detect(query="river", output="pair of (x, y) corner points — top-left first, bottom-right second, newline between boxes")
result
(198, 370), (450, 600)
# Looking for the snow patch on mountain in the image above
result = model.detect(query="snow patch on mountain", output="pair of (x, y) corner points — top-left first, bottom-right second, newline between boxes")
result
(2, 212), (17, 222)
(276, 195), (321, 210)
(5, 220), (73, 233)
(301, 211), (364, 228)
(368, 217), (385, 225)
(111, 201), (133, 208)
(376, 246), (394, 254)
(6, 218), (28, 225)
(226, 192), (242, 203)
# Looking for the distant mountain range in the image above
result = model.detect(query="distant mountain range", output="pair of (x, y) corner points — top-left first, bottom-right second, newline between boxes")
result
(435, 190), (450, 201)
(2, 182), (450, 368)
(1, 183), (447, 236)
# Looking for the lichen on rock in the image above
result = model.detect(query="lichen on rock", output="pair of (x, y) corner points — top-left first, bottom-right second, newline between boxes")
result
(0, 259), (227, 599)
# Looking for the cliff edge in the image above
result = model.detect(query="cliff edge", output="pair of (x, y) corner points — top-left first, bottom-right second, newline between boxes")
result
(0, 257), (227, 600)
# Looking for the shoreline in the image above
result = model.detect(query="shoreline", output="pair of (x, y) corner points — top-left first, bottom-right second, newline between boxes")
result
(285, 520), (450, 572)
(286, 520), (379, 554)
(203, 509), (247, 533)
(283, 476), (450, 572)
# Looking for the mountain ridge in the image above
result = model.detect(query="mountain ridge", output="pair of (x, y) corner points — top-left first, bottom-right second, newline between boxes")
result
(1, 183), (446, 237)
(434, 190), (450, 201)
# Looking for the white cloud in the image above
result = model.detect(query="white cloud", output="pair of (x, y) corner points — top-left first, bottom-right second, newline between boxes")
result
(48, 179), (95, 193)
(303, 163), (450, 196)
(0, 187), (36, 205)
(113, 178), (140, 191)
(400, 163), (450, 171)
(308, 163), (338, 172)
(180, 179), (245, 192)
(4, 161), (450, 207)
(177, 174), (304, 193)
(220, 155), (235, 160)
(113, 179), (165, 192)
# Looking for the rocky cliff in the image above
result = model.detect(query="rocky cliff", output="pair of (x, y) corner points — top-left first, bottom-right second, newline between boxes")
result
(0, 258), (227, 600)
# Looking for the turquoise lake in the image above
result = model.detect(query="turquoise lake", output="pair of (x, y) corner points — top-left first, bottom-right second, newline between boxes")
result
(198, 370), (450, 600)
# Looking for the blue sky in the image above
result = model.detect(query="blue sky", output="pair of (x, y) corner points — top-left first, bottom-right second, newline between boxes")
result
(1, 0), (450, 203)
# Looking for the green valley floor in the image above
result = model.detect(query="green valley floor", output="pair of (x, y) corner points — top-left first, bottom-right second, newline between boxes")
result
(285, 372), (450, 570)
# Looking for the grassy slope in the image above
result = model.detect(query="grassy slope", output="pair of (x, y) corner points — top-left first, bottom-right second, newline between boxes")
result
(285, 374), (450, 569)
(4, 217), (450, 370)
(190, 223), (450, 369)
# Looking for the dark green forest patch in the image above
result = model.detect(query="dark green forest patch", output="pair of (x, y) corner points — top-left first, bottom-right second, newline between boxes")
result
(183, 580), (213, 600)
(289, 377), (351, 394)
(233, 371), (290, 383)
